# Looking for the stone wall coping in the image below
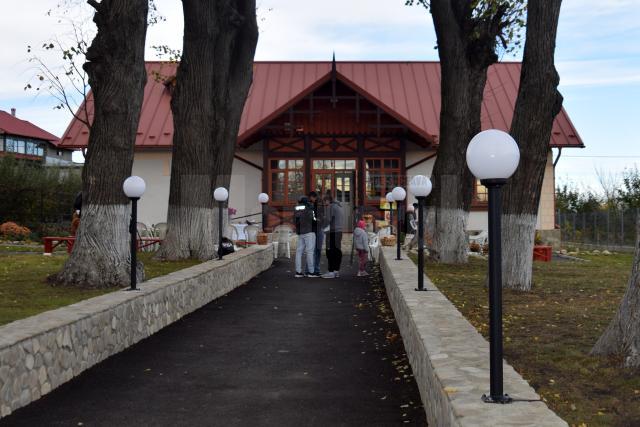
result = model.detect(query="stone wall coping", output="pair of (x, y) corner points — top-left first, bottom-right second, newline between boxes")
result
(0, 245), (269, 350)
(379, 247), (567, 426)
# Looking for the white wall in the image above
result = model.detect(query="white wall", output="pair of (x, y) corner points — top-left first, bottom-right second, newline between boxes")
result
(229, 149), (263, 223)
(132, 151), (171, 226)
(537, 152), (556, 230)
(132, 146), (556, 231)
(132, 149), (263, 226)
(405, 145), (557, 231)
(405, 142), (436, 206)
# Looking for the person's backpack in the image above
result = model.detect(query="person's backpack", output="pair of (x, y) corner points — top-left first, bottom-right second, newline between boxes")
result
(218, 237), (235, 256)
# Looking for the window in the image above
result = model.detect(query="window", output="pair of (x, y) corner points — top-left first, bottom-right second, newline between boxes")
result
(6, 137), (17, 153)
(474, 179), (488, 203)
(269, 159), (305, 205)
(365, 158), (401, 202)
(3, 137), (45, 157)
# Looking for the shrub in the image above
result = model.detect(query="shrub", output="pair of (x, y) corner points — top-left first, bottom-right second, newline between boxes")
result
(0, 222), (32, 241)
(469, 242), (481, 252)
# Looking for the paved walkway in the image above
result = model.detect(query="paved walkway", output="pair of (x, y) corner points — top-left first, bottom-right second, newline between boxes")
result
(2, 256), (425, 426)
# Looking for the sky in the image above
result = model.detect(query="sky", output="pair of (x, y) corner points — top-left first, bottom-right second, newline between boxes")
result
(1, 0), (639, 192)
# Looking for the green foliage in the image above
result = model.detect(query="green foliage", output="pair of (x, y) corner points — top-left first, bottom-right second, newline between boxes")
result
(557, 167), (640, 213)
(405, 0), (527, 56)
(618, 166), (640, 209)
(555, 184), (603, 213)
(0, 156), (82, 240)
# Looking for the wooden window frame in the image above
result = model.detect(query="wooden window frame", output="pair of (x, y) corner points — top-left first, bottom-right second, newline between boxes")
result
(471, 179), (489, 210)
(364, 157), (403, 206)
(268, 158), (305, 206)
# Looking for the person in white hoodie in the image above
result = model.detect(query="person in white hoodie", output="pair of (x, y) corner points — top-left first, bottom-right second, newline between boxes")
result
(353, 220), (369, 277)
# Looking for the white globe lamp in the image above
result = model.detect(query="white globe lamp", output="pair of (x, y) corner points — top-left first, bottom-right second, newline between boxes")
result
(466, 129), (520, 404)
(385, 192), (394, 203)
(213, 187), (229, 202)
(466, 129), (520, 181)
(123, 176), (146, 199)
(122, 175), (146, 292)
(258, 193), (269, 204)
(392, 186), (406, 202)
(409, 175), (432, 198)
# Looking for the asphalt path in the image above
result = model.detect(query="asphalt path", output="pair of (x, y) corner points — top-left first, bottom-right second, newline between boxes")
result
(2, 257), (426, 426)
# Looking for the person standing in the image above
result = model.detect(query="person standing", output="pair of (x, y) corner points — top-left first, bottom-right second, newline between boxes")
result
(354, 220), (369, 277)
(308, 191), (324, 276)
(294, 196), (316, 278)
(322, 193), (344, 279)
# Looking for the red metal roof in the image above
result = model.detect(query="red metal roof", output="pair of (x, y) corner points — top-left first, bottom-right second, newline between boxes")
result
(0, 110), (60, 143)
(59, 61), (583, 149)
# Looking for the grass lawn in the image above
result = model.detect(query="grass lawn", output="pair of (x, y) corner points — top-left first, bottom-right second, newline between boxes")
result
(420, 252), (640, 427)
(0, 252), (201, 327)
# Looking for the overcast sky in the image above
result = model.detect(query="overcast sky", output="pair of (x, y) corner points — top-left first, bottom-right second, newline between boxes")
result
(1, 0), (639, 191)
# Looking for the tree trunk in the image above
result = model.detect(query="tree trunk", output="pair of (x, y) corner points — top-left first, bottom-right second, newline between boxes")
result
(591, 219), (640, 368)
(55, 0), (148, 288)
(428, 0), (497, 263)
(158, 0), (258, 260)
(501, 0), (563, 291)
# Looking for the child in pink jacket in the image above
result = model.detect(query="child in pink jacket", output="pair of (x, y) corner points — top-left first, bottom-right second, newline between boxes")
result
(354, 220), (369, 277)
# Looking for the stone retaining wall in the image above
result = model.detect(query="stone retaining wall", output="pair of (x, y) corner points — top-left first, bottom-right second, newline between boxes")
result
(0, 245), (273, 418)
(379, 247), (567, 426)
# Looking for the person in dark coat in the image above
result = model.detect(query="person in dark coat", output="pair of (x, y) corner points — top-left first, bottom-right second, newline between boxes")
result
(322, 193), (344, 279)
(294, 196), (317, 277)
(308, 191), (324, 276)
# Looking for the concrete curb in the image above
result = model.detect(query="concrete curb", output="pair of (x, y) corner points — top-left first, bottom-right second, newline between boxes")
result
(379, 247), (567, 427)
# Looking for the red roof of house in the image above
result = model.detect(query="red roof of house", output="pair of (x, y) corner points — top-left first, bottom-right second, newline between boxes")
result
(59, 61), (583, 149)
(0, 110), (60, 143)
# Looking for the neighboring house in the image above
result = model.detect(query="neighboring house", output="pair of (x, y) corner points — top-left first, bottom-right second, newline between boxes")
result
(0, 109), (74, 165)
(59, 60), (584, 233)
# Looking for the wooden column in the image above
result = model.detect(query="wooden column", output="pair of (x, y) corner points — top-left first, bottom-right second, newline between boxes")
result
(304, 135), (312, 195)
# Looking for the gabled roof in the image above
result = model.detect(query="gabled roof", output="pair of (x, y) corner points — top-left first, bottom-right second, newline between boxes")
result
(59, 61), (584, 149)
(0, 110), (60, 143)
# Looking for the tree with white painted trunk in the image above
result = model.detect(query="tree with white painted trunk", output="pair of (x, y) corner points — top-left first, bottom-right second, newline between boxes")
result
(501, 0), (563, 291)
(407, 0), (525, 263)
(158, 0), (258, 260)
(591, 220), (640, 368)
(55, 0), (149, 288)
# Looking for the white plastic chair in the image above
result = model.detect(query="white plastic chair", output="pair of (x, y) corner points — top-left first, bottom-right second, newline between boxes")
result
(244, 224), (260, 246)
(468, 230), (488, 246)
(368, 232), (380, 261)
(153, 222), (168, 240)
(272, 225), (294, 258)
(136, 222), (154, 252)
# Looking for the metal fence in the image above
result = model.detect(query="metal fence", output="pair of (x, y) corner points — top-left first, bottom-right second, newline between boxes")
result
(557, 209), (639, 251)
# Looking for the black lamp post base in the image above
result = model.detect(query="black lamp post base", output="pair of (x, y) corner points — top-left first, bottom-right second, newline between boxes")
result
(481, 393), (513, 404)
(414, 288), (429, 292)
(125, 288), (141, 292)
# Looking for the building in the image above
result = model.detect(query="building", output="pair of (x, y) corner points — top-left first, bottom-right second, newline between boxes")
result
(0, 109), (74, 165)
(59, 60), (583, 232)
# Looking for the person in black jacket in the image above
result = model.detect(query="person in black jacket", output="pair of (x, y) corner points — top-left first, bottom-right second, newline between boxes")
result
(294, 196), (317, 278)
(308, 191), (324, 276)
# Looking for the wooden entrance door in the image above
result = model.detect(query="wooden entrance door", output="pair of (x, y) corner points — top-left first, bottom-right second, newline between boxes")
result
(312, 159), (357, 231)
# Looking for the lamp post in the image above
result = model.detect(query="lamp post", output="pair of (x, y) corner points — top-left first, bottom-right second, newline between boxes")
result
(214, 187), (229, 260)
(123, 176), (146, 291)
(392, 186), (406, 260)
(258, 192), (269, 232)
(385, 191), (395, 237)
(466, 129), (520, 404)
(409, 175), (432, 291)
